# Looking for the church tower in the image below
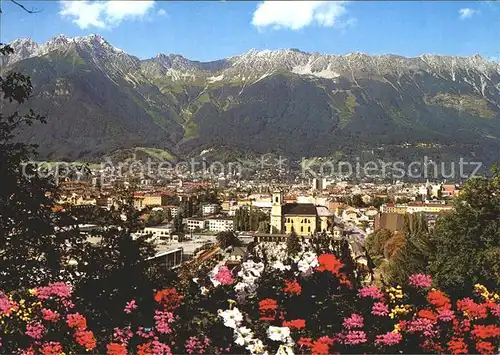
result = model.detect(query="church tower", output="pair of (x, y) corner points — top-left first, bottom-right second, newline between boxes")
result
(270, 191), (284, 234)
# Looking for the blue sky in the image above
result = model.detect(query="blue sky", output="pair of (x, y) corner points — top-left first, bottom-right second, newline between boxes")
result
(1, 1), (499, 62)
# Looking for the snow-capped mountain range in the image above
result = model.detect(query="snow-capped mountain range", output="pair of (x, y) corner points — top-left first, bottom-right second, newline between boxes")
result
(5, 34), (500, 97)
(2, 34), (500, 165)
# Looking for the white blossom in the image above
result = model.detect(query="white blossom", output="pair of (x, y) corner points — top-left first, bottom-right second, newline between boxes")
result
(297, 251), (318, 275)
(218, 308), (243, 329)
(267, 326), (292, 343)
(234, 326), (254, 346)
(246, 338), (267, 354)
(276, 345), (295, 355)
(272, 261), (291, 271)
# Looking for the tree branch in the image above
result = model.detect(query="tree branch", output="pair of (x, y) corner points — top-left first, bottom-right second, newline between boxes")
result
(9, 0), (42, 13)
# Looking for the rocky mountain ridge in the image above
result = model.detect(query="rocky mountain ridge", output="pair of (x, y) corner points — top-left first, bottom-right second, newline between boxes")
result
(3, 34), (500, 166)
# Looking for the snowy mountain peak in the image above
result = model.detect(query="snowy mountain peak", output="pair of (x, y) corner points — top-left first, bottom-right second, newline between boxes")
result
(4, 38), (39, 65)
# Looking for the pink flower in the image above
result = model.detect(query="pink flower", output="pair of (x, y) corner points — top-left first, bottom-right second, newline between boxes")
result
(185, 336), (211, 354)
(375, 332), (402, 346)
(343, 313), (364, 329)
(214, 266), (234, 285)
(41, 308), (60, 322)
(124, 300), (137, 314)
(62, 299), (75, 311)
(406, 318), (436, 337)
(343, 330), (367, 345)
(154, 310), (175, 334)
(151, 340), (172, 355)
(358, 286), (383, 300)
(34, 282), (72, 299)
(408, 274), (432, 288)
(437, 309), (455, 322)
(0, 292), (16, 316)
(137, 327), (155, 339)
(113, 326), (134, 345)
(372, 302), (389, 316)
(26, 322), (46, 340)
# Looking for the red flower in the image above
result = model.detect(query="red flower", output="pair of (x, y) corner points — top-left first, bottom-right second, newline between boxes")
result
(259, 298), (278, 310)
(137, 343), (153, 355)
(311, 336), (335, 355)
(297, 337), (313, 348)
(259, 298), (278, 321)
(317, 254), (343, 274)
(41, 342), (64, 355)
(456, 298), (488, 319)
(75, 329), (96, 351)
(427, 290), (451, 310)
(447, 338), (468, 355)
(107, 343), (127, 355)
(154, 288), (183, 311)
(284, 280), (302, 296)
(471, 325), (500, 340)
(67, 313), (87, 330)
(418, 309), (438, 322)
(283, 319), (306, 330)
(475, 341), (495, 355)
(41, 308), (60, 323)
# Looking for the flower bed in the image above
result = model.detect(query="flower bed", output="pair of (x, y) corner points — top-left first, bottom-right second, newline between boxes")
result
(0, 249), (499, 354)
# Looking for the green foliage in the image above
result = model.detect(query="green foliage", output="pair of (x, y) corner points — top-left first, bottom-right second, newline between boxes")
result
(0, 45), (171, 336)
(342, 194), (365, 207)
(0, 43), (82, 291)
(134, 147), (175, 162)
(383, 232), (405, 260)
(383, 214), (432, 285)
(258, 220), (270, 234)
(286, 229), (301, 257)
(371, 196), (392, 209)
(428, 170), (500, 297)
(145, 209), (168, 226)
(427, 92), (496, 119)
(70, 185), (160, 332)
(216, 231), (241, 249)
(365, 228), (393, 257)
(234, 207), (268, 232)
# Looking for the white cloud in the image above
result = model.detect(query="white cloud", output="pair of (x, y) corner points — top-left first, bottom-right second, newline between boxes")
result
(59, 0), (156, 29)
(458, 8), (477, 20)
(251, 1), (353, 30)
(157, 8), (167, 17)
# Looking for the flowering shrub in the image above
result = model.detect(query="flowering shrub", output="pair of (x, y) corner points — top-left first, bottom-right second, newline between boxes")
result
(0, 248), (499, 354)
(0, 283), (97, 354)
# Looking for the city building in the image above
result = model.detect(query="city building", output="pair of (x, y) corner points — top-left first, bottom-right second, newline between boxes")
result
(207, 218), (234, 232)
(185, 218), (208, 231)
(442, 184), (460, 198)
(133, 193), (170, 209)
(202, 203), (220, 216)
(165, 205), (179, 217)
(380, 201), (454, 214)
(270, 191), (333, 236)
(134, 225), (174, 241)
